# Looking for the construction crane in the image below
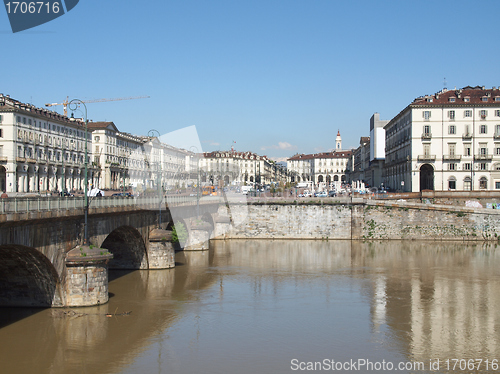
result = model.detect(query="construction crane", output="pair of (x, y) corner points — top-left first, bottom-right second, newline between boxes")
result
(45, 95), (150, 116)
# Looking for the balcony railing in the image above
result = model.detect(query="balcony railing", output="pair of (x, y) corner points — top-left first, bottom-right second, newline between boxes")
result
(443, 155), (462, 161)
(421, 133), (432, 140)
(494, 133), (500, 140)
(417, 155), (436, 161)
(474, 154), (493, 161)
(462, 133), (472, 140)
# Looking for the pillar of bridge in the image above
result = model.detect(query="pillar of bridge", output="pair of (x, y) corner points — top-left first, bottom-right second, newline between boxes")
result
(148, 229), (175, 269)
(184, 222), (211, 251)
(65, 246), (113, 307)
(213, 214), (231, 239)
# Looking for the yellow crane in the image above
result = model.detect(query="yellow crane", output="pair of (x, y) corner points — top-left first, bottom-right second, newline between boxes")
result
(45, 95), (150, 116)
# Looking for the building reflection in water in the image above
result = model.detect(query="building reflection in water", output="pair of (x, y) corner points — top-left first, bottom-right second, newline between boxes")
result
(0, 240), (498, 373)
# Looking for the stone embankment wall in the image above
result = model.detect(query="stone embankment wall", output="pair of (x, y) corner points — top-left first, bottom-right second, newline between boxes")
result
(219, 200), (500, 241)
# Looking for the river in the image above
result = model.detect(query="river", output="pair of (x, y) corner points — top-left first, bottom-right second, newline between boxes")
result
(0, 240), (499, 373)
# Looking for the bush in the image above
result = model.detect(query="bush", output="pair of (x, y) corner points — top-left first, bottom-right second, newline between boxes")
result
(172, 221), (188, 244)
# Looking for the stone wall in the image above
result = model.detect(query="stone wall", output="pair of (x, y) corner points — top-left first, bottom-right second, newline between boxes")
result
(219, 201), (500, 241)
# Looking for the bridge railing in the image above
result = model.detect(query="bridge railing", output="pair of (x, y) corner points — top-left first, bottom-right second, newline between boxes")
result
(0, 195), (223, 214)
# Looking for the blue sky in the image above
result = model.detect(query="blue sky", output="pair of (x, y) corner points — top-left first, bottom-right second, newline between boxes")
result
(2, 0), (500, 160)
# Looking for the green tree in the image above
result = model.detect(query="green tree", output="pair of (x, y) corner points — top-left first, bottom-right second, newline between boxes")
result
(172, 221), (188, 244)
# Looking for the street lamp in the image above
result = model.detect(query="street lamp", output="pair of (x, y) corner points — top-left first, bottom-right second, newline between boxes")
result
(148, 130), (162, 228)
(69, 99), (89, 245)
(190, 146), (199, 217)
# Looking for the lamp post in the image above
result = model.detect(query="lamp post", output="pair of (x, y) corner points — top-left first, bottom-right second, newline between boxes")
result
(69, 99), (89, 245)
(190, 146), (199, 218)
(148, 130), (162, 228)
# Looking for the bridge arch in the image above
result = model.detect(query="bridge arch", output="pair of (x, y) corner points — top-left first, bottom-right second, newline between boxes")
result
(0, 245), (63, 307)
(101, 226), (148, 269)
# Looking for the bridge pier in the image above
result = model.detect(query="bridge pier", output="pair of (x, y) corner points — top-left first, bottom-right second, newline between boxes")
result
(65, 246), (113, 307)
(148, 229), (175, 269)
(213, 214), (231, 239)
(184, 222), (212, 251)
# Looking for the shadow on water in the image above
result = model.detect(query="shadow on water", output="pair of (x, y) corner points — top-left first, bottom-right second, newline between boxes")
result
(0, 307), (47, 329)
(108, 269), (137, 282)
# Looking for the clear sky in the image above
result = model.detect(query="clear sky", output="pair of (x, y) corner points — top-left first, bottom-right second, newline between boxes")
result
(2, 0), (500, 161)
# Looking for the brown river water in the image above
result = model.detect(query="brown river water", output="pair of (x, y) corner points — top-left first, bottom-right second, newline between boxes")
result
(0, 240), (499, 374)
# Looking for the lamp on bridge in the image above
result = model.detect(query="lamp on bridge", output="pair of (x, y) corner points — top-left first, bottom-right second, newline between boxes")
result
(148, 130), (162, 228)
(69, 99), (89, 245)
(189, 146), (200, 218)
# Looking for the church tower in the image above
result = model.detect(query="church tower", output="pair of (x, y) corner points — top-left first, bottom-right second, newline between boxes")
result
(335, 130), (342, 150)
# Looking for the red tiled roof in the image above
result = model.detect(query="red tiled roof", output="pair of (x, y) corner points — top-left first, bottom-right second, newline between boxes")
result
(412, 86), (500, 106)
(287, 151), (352, 161)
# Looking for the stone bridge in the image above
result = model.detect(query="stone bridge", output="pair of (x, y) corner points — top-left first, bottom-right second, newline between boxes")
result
(0, 195), (231, 308)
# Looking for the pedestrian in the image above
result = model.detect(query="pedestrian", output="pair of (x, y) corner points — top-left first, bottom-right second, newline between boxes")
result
(0, 191), (7, 198)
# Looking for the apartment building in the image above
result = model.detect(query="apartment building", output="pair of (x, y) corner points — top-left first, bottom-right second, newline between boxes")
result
(384, 86), (500, 192)
(199, 150), (288, 187)
(0, 94), (93, 193)
(287, 131), (352, 186)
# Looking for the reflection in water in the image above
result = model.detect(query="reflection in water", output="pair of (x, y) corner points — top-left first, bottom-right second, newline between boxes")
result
(0, 240), (498, 373)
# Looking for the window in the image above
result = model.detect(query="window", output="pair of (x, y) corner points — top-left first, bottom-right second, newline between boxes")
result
(482, 97), (489, 102)
(464, 163), (471, 170)
(423, 111), (431, 120)
(464, 144), (471, 156)
(464, 97), (470, 102)
(496, 124), (500, 135)
(449, 110), (455, 120)
(495, 163), (500, 171)
(448, 163), (457, 170)
(480, 177), (488, 189)
(449, 143), (456, 155)
(0, 129), (2, 138)
(464, 177), (472, 191)
(0, 115), (2, 123)
(480, 163), (487, 170)
(480, 145), (487, 155)
(464, 110), (472, 117)
(423, 144), (430, 156)
(480, 125), (487, 134)
(480, 110), (487, 118)
(464, 125), (471, 136)
(449, 97), (456, 103)
(496, 110), (500, 117)
(448, 125), (456, 134)
(424, 125), (431, 135)
(496, 146), (500, 155)
(496, 182), (500, 189)
(448, 179), (456, 190)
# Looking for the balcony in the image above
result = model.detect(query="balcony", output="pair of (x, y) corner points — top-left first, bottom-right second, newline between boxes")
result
(16, 157), (26, 163)
(417, 155), (436, 161)
(443, 154), (462, 161)
(0, 156), (7, 162)
(494, 133), (500, 140)
(474, 154), (493, 161)
(462, 133), (472, 140)
(27, 158), (36, 164)
(421, 133), (432, 140)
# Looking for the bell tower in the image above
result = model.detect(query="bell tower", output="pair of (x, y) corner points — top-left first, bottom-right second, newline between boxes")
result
(335, 130), (342, 150)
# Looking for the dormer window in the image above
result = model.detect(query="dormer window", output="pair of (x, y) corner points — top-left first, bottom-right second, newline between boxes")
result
(482, 97), (488, 102)
(464, 97), (470, 102)
(495, 97), (500, 102)
(449, 97), (456, 102)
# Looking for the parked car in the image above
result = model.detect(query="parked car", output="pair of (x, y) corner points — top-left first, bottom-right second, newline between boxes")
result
(316, 191), (328, 197)
(328, 190), (336, 197)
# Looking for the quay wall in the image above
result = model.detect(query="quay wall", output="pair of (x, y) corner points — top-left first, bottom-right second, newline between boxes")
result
(220, 200), (500, 241)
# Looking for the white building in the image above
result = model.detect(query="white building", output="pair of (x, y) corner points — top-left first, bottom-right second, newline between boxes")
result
(287, 131), (352, 187)
(0, 94), (200, 194)
(199, 150), (288, 187)
(384, 86), (500, 192)
(0, 94), (92, 194)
